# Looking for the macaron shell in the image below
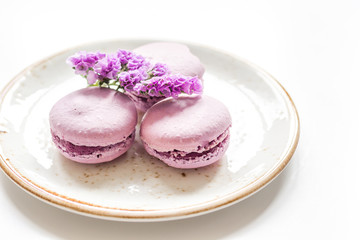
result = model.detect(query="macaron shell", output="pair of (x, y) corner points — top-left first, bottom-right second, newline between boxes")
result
(140, 95), (232, 152)
(134, 42), (205, 78)
(59, 146), (129, 164)
(49, 87), (137, 146)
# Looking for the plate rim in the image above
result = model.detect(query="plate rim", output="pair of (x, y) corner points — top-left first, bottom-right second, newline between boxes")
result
(0, 39), (300, 221)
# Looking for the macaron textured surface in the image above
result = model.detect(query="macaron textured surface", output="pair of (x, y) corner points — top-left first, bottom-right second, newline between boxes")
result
(140, 95), (232, 169)
(49, 87), (137, 163)
(134, 42), (205, 79)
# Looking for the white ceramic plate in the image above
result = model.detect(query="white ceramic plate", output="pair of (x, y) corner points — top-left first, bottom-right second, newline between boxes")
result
(0, 40), (299, 221)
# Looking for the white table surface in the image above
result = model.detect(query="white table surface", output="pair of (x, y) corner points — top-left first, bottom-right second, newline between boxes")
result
(1, 0), (359, 239)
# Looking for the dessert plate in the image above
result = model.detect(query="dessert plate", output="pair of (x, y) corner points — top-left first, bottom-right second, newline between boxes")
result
(0, 40), (299, 221)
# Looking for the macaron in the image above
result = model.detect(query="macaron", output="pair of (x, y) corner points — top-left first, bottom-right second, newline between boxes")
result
(140, 95), (231, 169)
(49, 87), (137, 164)
(128, 42), (205, 113)
(134, 42), (205, 79)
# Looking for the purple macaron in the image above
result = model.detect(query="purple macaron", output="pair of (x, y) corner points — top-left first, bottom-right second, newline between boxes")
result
(49, 87), (137, 164)
(140, 95), (231, 169)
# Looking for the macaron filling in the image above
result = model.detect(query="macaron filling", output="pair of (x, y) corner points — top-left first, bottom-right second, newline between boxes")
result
(143, 128), (230, 168)
(51, 130), (135, 160)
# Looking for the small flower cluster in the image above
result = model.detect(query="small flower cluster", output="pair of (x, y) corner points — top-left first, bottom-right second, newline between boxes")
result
(66, 50), (149, 85)
(66, 50), (202, 98)
(66, 51), (105, 76)
(133, 75), (202, 98)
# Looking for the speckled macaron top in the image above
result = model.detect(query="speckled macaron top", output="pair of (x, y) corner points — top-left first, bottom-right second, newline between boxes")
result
(49, 87), (137, 147)
(140, 95), (231, 153)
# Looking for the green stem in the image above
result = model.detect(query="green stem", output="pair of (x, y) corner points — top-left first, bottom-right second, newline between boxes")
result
(116, 85), (123, 91)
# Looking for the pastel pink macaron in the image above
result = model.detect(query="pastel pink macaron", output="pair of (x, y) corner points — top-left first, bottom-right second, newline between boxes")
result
(49, 87), (137, 164)
(134, 42), (205, 79)
(140, 95), (231, 169)
(129, 42), (206, 112)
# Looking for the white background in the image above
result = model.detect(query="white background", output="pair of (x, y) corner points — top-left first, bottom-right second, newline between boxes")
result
(1, 0), (359, 239)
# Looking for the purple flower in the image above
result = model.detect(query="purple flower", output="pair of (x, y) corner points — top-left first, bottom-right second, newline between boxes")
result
(127, 54), (150, 70)
(119, 69), (148, 91)
(190, 77), (203, 94)
(93, 54), (121, 80)
(151, 63), (170, 76)
(118, 72), (133, 90)
(129, 68), (148, 81)
(95, 51), (106, 60)
(66, 51), (105, 76)
(117, 49), (133, 65)
(73, 62), (90, 75)
(118, 71), (131, 83)
(133, 75), (203, 98)
(87, 71), (99, 85)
